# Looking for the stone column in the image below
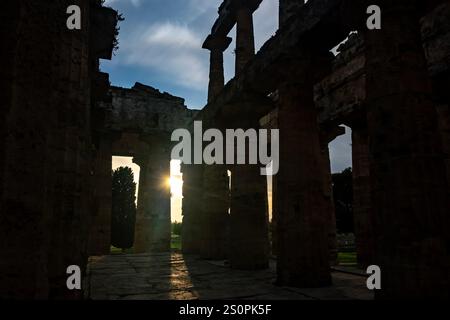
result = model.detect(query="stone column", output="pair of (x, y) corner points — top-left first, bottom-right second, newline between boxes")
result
(88, 136), (113, 255)
(229, 117), (270, 270)
(235, 4), (255, 75)
(200, 164), (230, 260)
(365, 1), (450, 298)
(230, 164), (270, 270)
(148, 158), (171, 252)
(276, 82), (331, 287)
(133, 151), (171, 253)
(181, 164), (204, 254)
(270, 174), (278, 256)
(319, 127), (345, 267)
(133, 156), (151, 253)
(351, 123), (374, 268)
(436, 104), (450, 196)
(203, 35), (232, 103)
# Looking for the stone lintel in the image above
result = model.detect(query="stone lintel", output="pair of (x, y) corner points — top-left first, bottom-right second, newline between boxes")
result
(320, 125), (346, 145)
(211, 0), (263, 37)
(202, 34), (232, 52)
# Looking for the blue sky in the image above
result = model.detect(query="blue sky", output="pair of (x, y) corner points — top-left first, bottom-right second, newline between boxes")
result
(102, 0), (280, 109)
(103, 0), (352, 173)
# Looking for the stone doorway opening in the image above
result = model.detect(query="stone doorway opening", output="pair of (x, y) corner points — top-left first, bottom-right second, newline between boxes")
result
(328, 125), (356, 268)
(328, 124), (374, 270)
(170, 160), (183, 250)
(110, 156), (141, 254)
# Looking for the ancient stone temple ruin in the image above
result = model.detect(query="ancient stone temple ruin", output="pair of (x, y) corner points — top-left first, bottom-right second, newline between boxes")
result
(181, 0), (450, 299)
(89, 83), (197, 255)
(1, 0), (450, 299)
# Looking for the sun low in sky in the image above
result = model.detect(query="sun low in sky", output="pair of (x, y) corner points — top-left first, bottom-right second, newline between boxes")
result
(112, 156), (277, 223)
(112, 157), (184, 222)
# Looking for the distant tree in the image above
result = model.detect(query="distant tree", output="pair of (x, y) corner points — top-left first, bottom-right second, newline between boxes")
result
(172, 222), (182, 236)
(332, 167), (353, 233)
(111, 167), (136, 250)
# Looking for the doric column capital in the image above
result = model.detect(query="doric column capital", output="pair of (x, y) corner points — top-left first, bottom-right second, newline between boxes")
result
(319, 125), (346, 147)
(222, 0), (262, 15)
(202, 34), (232, 52)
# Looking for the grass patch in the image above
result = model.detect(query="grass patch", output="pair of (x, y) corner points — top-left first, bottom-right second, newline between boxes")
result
(109, 234), (181, 253)
(171, 234), (181, 250)
(338, 251), (357, 265)
(110, 246), (134, 254)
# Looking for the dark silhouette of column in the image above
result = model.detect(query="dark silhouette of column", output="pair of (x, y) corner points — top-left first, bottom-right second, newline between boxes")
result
(133, 151), (171, 253)
(319, 127), (345, 266)
(229, 116), (270, 270)
(351, 123), (374, 268)
(230, 163), (270, 269)
(365, 1), (450, 298)
(276, 81), (331, 288)
(203, 35), (232, 103)
(133, 156), (151, 253)
(235, 4), (255, 75)
(200, 165), (230, 260)
(181, 164), (204, 254)
(88, 135), (113, 255)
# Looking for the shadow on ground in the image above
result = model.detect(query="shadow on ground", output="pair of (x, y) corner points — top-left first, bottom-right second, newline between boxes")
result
(85, 252), (373, 300)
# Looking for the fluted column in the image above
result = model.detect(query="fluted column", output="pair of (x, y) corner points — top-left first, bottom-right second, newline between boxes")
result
(229, 116), (270, 270)
(365, 0), (450, 298)
(133, 156), (151, 253)
(235, 4), (255, 75)
(230, 163), (270, 269)
(351, 123), (374, 268)
(319, 127), (345, 266)
(133, 151), (171, 253)
(88, 135), (113, 255)
(203, 35), (232, 103)
(181, 164), (204, 254)
(276, 81), (331, 287)
(200, 164), (230, 260)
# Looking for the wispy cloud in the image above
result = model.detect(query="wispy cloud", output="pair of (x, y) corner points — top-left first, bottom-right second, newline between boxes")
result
(104, 0), (142, 8)
(102, 0), (279, 106)
(117, 21), (208, 90)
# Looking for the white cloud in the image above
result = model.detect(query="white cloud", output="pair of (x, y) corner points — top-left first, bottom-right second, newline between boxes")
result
(185, 0), (220, 21)
(104, 0), (142, 7)
(118, 22), (209, 90)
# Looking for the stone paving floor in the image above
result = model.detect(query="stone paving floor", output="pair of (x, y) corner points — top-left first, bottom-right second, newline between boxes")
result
(85, 252), (374, 300)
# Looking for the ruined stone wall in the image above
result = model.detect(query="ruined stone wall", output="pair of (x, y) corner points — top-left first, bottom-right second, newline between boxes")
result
(87, 83), (198, 255)
(316, 2), (450, 127)
(105, 83), (198, 135)
(0, 0), (117, 299)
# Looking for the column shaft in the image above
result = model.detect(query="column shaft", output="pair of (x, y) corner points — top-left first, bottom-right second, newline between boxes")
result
(134, 157), (171, 253)
(200, 165), (230, 259)
(181, 164), (204, 254)
(235, 6), (255, 75)
(351, 126), (374, 267)
(230, 163), (269, 269)
(88, 137), (112, 255)
(133, 162), (151, 253)
(319, 139), (338, 266)
(208, 49), (225, 103)
(203, 35), (231, 103)
(365, 1), (450, 298)
(276, 82), (331, 287)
